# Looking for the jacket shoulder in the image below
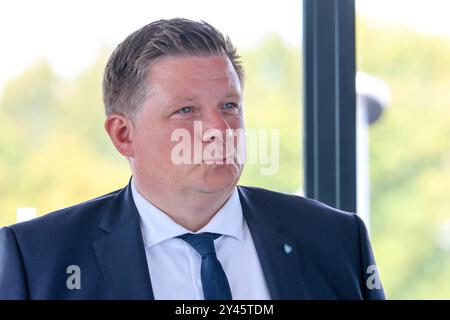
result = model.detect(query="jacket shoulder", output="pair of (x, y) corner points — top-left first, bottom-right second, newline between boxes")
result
(237, 185), (363, 251)
(7, 188), (123, 243)
(238, 185), (357, 223)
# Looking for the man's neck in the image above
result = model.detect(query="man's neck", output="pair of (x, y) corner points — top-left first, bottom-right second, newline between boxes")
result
(132, 179), (235, 232)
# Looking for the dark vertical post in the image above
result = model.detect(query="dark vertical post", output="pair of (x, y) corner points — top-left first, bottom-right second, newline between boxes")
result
(303, 0), (357, 212)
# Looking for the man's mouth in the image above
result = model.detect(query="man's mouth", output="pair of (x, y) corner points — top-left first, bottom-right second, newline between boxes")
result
(202, 157), (235, 164)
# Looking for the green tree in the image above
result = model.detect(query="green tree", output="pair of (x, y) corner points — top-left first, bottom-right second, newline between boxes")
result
(357, 18), (450, 299)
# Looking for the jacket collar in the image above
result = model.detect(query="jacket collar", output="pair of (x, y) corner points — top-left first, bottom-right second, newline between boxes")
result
(238, 186), (310, 299)
(93, 180), (154, 299)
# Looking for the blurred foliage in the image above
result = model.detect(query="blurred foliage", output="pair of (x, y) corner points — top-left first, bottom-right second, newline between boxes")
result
(0, 36), (302, 228)
(239, 35), (302, 191)
(357, 19), (450, 299)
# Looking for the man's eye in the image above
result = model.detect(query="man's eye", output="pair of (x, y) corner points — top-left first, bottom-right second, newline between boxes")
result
(177, 107), (193, 114)
(223, 103), (238, 110)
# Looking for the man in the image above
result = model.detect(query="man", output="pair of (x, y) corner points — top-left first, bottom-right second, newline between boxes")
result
(0, 18), (385, 299)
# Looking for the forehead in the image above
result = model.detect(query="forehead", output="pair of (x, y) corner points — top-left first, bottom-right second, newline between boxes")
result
(148, 54), (241, 92)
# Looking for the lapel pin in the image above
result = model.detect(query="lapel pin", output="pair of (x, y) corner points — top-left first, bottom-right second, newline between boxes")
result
(283, 243), (293, 254)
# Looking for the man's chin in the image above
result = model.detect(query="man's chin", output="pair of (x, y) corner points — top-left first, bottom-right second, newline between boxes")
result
(196, 166), (242, 194)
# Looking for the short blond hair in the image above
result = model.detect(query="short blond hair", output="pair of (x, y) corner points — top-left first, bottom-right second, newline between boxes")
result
(102, 18), (244, 121)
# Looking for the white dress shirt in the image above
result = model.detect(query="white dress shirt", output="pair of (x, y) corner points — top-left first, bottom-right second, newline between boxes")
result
(131, 179), (271, 300)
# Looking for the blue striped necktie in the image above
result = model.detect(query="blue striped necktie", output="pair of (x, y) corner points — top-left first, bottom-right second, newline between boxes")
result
(178, 232), (232, 300)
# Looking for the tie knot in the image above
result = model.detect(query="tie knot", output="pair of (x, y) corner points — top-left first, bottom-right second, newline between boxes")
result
(178, 232), (222, 257)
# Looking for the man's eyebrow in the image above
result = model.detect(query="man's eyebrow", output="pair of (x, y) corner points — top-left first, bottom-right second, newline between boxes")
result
(170, 96), (197, 103)
(171, 93), (241, 102)
(224, 92), (241, 99)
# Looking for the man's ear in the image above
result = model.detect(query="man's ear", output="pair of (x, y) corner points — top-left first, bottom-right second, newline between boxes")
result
(104, 113), (135, 157)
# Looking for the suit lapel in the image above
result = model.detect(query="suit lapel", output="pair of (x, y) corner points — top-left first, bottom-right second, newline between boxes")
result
(238, 186), (310, 299)
(93, 182), (154, 299)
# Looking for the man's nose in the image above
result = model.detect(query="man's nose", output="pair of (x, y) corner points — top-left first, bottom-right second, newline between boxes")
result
(202, 110), (231, 143)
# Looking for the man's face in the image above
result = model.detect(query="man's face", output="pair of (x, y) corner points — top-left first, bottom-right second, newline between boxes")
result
(130, 54), (245, 195)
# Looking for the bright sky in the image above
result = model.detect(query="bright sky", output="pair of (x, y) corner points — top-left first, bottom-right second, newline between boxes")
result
(356, 0), (450, 36)
(1, 0), (449, 90)
(0, 0), (302, 88)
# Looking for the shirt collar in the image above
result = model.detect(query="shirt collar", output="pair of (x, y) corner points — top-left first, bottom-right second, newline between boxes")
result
(131, 177), (244, 248)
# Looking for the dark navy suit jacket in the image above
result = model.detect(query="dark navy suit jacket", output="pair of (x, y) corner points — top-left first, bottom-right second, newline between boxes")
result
(0, 181), (385, 299)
